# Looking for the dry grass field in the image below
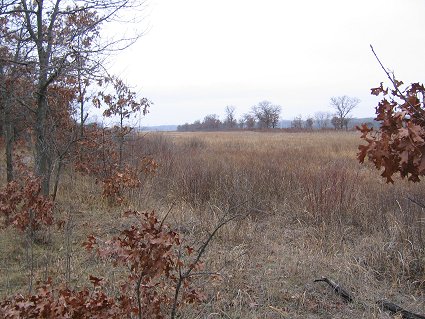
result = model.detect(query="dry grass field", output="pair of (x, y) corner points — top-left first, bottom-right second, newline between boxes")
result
(1, 130), (424, 318)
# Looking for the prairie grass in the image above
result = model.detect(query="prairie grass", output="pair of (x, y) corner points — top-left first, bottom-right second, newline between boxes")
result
(1, 130), (424, 318)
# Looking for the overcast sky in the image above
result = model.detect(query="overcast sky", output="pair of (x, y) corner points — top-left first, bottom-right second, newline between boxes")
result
(109, 0), (425, 126)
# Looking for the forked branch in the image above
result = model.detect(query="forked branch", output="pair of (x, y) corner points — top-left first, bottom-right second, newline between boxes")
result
(170, 201), (248, 319)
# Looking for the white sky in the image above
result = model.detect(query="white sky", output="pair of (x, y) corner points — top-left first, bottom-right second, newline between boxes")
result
(109, 0), (425, 126)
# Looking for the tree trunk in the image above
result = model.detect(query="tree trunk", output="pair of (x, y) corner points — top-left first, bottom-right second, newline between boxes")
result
(0, 65), (14, 182)
(77, 65), (85, 138)
(35, 88), (51, 196)
(119, 133), (124, 169)
(5, 109), (14, 182)
(31, 1), (54, 196)
(119, 114), (124, 168)
(80, 100), (85, 138)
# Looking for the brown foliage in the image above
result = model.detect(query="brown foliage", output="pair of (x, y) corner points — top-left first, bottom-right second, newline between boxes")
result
(0, 278), (123, 319)
(95, 76), (150, 121)
(85, 210), (204, 317)
(1, 210), (204, 318)
(0, 161), (53, 231)
(358, 81), (425, 182)
(75, 126), (158, 204)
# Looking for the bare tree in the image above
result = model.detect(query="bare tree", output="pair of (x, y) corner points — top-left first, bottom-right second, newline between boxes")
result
(314, 111), (331, 129)
(330, 96), (360, 130)
(224, 105), (237, 129)
(291, 115), (303, 129)
(252, 100), (281, 129)
(241, 113), (256, 129)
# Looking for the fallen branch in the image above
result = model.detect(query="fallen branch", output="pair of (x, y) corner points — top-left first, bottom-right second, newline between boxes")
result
(377, 300), (425, 319)
(313, 277), (353, 302)
(314, 277), (425, 318)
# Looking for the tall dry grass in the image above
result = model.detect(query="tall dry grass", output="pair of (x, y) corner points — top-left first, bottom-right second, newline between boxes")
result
(1, 130), (424, 317)
(132, 131), (425, 290)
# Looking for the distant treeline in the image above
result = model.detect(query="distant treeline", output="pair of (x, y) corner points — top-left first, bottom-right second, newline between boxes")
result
(178, 101), (282, 132)
(177, 102), (378, 132)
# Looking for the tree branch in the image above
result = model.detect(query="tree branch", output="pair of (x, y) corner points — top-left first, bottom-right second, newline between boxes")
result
(170, 201), (249, 319)
(370, 44), (414, 108)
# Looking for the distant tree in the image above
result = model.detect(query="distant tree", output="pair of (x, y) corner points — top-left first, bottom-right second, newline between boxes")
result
(342, 118), (350, 130)
(193, 120), (202, 131)
(241, 113), (256, 129)
(305, 116), (314, 130)
(177, 123), (190, 131)
(252, 100), (281, 129)
(314, 111), (331, 129)
(291, 115), (303, 129)
(202, 114), (221, 130)
(331, 116), (341, 130)
(224, 105), (237, 129)
(330, 96), (360, 130)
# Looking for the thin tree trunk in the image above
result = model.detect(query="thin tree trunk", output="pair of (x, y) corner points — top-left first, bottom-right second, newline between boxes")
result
(77, 64), (85, 138)
(119, 134), (124, 169)
(80, 100), (85, 138)
(1, 65), (14, 182)
(26, 209), (35, 294)
(119, 115), (124, 168)
(5, 112), (14, 182)
(52, 156), (63, 201)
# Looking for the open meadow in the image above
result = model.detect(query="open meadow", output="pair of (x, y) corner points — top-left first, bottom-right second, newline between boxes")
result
(1, 130), (424, 318)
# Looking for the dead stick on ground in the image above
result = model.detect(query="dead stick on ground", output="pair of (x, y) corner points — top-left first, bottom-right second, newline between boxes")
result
(314, 277), (353, 302)
(377, 300), (425, 319)
(314, 277), (425, 319)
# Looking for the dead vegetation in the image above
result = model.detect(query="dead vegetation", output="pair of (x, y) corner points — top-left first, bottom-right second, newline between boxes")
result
(1, 130), (424, 318)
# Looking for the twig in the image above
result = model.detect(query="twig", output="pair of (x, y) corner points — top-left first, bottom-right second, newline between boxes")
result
(159, 202), (175, 228)
(406, 196), (425, 210)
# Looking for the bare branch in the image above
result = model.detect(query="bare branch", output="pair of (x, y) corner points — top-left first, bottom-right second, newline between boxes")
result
(170, 201), (249, 319)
